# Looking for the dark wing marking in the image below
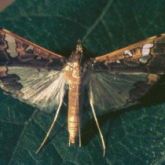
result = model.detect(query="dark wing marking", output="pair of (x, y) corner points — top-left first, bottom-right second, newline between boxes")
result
(89, 34), (165, 114)
(93, 34), (165, 73)
(0, 66), (66, 112)
(0, 29), (67, 112)
(89, 72), (159, 114)
(0, 28), (65, 69)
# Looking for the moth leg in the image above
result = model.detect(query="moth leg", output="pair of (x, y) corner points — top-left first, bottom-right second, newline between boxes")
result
(69, 139), (71, 146)
(78, 125), (81, 147)
(89, 90), (106, 157)
(35, 99), (63, 154)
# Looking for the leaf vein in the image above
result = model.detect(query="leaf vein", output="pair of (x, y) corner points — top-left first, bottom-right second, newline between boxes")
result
(82, 0), (114, 41)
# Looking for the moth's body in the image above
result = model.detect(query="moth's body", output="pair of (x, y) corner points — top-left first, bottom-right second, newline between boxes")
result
(63, 43), (83, 144)
(0, 29), (165, 156)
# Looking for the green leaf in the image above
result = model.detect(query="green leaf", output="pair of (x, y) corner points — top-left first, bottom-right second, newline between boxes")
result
(0, 0), (165, 164)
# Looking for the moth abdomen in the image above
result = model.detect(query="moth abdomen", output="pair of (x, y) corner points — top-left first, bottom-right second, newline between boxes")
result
(68, 83), (81, 145)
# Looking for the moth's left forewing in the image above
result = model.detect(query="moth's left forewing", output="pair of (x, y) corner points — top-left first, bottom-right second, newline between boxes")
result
(0, 29), (67, 113)
(88, 34), (165, 114)
(0, 28), (65, 68)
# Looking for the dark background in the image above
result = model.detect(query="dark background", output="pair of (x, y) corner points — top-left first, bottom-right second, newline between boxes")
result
(0, 0), (165, 164)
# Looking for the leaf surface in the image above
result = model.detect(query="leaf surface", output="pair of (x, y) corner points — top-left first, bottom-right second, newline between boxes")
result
(0, 0), (165, 164)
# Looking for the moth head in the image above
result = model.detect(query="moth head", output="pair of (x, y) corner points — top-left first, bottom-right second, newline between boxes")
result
(69, 40), (84, 63)
(75, 39), (83, 54)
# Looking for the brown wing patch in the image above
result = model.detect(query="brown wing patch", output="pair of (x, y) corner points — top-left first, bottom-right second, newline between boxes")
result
(0, 28), (65, 63)
(94, 34), (165, 64)
(93, 34), (165, 74)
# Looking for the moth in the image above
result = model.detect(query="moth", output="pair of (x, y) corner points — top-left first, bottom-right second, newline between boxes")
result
(0, 28), (165, 156)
